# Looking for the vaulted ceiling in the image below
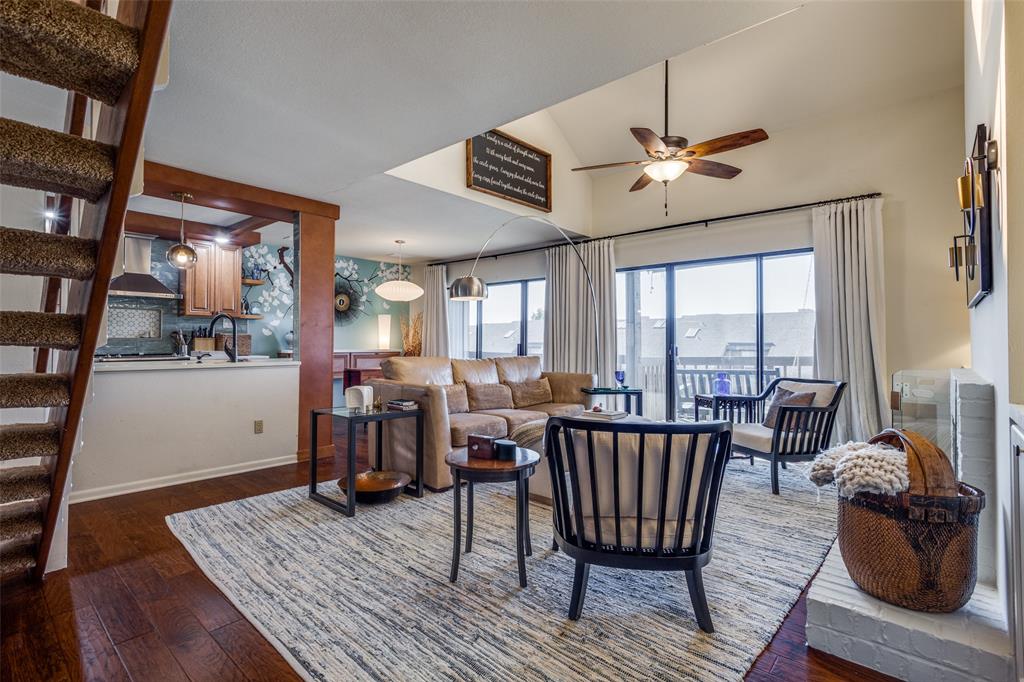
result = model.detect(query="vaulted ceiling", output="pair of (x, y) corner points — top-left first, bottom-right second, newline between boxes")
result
(548, 0), (963, 175)
(139, 1), (800, 259)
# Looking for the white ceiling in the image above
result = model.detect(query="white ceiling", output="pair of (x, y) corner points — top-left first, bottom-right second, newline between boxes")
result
(548, 1), (963, 175)
(328, 174), (585, 263)
(140, 1), (799, 257)
(127, 195), (249, 226)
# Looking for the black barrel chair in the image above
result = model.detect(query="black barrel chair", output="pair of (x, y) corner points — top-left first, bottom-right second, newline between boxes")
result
(543, 417), (732, 632)
(710, 377), (847, 495)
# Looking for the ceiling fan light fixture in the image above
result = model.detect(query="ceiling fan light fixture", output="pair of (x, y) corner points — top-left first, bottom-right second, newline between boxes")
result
(643, 159), (688, 183)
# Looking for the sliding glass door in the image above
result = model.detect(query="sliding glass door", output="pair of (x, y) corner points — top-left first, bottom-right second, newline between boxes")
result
(763, 252), (816, 379)
(616, 250), (815, 421)
(616, 268), (667, 419)
(674, 259), (757, 421)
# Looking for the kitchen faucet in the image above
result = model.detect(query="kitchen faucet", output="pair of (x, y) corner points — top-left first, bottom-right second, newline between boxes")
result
(207, 312), (239, 362)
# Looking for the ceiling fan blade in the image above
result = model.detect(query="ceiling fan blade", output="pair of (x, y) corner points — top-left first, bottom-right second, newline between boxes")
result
(571, 160), (650, 172)
(683, 128), (768, 158)
(630, 127), (668, 156)
(685, 158), (742, 179)
(629, 172), (654, 192)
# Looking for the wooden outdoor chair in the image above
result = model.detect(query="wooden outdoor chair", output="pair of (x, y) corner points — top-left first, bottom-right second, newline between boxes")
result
(543, 417), (733, 632)
(710, 377), (847, 494)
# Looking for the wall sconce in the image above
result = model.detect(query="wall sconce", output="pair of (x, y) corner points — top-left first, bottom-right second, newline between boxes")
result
(948, 124), (996, 308)
(377, 314), (392, 349)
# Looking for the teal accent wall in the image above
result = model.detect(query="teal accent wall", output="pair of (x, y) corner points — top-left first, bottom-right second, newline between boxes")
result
(242, 242), (410, 356)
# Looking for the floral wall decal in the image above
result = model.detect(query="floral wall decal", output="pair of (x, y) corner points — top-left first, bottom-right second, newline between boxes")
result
(242, 242), (412, 354)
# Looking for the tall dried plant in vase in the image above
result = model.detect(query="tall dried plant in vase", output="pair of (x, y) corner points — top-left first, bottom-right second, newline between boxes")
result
(401, 313), (423, 356)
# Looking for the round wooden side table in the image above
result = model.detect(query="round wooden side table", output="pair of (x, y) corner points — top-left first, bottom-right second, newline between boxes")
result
(445, 447), (541, 588)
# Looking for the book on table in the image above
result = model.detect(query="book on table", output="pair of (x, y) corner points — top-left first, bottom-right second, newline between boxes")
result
(579, 409), (628, 421)
(387, 400), (418, 412)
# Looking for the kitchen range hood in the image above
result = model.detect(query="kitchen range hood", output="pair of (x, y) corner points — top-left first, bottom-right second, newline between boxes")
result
(108, 233), (182, 299)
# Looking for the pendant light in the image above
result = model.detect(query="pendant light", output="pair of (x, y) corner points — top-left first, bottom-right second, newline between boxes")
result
(166, 192), (198, 269)
(375, 239), (423, 302)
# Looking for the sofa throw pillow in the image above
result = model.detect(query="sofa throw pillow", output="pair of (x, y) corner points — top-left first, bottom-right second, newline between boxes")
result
(762, 387), (816, 429)
(444, 384), (469, 414)
(508, 377), (553, 408)
(466, 382), (514, 412)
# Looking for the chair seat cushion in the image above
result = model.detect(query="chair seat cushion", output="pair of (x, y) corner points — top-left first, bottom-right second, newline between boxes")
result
(732, 422), (775, 453)
(528, 402), (584, 417)
(583, 516), (695, 549)
(449, 412), (507, 447)
(474, 408), (548, 431)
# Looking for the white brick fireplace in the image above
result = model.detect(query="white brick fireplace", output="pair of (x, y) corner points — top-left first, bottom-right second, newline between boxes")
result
(805, 369), (1014, 681)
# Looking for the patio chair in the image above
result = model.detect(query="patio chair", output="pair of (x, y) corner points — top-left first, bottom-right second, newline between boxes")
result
(710, 377), (847, 494)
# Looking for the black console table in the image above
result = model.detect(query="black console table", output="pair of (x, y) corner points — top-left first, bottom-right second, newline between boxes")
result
(309, 406), (423, 517)
(581, 387), (644, 416)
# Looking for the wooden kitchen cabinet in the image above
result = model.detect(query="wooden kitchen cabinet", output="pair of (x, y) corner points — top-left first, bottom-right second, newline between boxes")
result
(183, 240), (242, 317)
(214, 243), (242, 315)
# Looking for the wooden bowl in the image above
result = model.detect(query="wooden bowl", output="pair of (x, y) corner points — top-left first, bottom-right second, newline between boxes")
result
(338, 470), (411, 504)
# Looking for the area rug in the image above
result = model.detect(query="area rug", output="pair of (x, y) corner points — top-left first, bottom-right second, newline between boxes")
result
(167, 461), (837, 681)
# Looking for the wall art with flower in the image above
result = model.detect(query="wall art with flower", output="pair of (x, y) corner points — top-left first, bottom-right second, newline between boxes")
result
(241, 241), (411, 355)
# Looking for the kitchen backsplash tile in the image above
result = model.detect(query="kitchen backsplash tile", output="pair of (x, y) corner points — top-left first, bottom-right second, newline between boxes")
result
(107, 306), (162, 339)
(98, 238), (248, 356)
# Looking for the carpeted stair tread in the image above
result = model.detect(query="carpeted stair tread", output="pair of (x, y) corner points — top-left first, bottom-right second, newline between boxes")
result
(0, 0), (139, 106)
(0, 373), (70, 409)
(0, 311), (82, 350)
(0, 226), (97, 280)
(0, 466), (50, 504)
(0, 118), (114, 202)
(0, 423), (60, 461)
(0, 506), (43, 547)
(0, 544), (36, 581)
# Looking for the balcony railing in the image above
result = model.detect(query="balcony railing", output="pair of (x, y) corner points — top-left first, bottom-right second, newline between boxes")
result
(622, 356), (815, 420)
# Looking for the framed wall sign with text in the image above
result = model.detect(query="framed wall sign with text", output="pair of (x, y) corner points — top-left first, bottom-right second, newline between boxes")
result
(466, 129), (552, 212)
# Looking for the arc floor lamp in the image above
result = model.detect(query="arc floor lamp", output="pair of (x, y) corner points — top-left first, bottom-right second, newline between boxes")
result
(448, 215), (603, 381)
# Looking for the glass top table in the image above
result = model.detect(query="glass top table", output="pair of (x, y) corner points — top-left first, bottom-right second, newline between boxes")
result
(309, 406), (424, 517)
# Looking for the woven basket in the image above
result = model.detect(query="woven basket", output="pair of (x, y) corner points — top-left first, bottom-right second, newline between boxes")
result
(836, 429), (985, 612)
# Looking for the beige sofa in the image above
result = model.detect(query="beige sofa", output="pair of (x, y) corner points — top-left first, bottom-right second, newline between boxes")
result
(367, 356), (594, 490)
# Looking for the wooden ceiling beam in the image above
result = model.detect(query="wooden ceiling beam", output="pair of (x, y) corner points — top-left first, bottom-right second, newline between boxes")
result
(142, 161), (341, 222)
(124, 210), (260, 247)
(227, 215), (278, 235)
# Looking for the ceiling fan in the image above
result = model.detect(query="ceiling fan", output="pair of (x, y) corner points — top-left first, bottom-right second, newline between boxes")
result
(571, 59), (768, 213)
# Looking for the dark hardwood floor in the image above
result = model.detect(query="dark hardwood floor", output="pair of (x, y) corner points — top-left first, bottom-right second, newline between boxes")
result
(2, 427), (893, 681)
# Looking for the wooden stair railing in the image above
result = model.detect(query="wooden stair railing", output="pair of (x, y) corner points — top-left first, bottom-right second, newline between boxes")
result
(0, 0), (172, 581)
(35, 0), (173, 580)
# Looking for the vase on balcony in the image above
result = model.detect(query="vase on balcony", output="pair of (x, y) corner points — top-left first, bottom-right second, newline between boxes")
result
(713, 372), (731, 395)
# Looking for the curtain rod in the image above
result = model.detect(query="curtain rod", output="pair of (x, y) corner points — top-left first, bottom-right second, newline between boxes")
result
(429, 191), (882, 267)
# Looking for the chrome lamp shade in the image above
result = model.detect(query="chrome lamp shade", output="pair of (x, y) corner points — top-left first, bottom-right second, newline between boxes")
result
(449, 275), (487, 302)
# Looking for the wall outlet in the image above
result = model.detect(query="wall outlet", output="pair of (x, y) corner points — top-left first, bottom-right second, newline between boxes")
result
(253, 420), (264, 434)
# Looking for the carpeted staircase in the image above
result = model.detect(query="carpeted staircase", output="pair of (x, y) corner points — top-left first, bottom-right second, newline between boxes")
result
(0, 0), (170, 582)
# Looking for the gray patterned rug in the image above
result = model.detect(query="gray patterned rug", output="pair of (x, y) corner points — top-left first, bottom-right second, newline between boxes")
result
(167, 460), (836, 682)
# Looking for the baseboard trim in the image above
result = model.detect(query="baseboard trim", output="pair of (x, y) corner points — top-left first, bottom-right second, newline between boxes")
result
(69, 455), (298, 504)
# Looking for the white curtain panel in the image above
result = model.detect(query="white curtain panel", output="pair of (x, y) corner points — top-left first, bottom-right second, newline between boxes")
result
(812, 197), (889, 442)
(421, 264), (450, 357)
(544, 239), (616, 386)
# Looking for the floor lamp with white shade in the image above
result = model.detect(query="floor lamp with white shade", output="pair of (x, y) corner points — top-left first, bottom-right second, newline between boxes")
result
(448, 215), (603, 382)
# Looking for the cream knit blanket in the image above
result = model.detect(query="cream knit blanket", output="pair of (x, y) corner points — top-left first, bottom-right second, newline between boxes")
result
(809, 441), (909, 498)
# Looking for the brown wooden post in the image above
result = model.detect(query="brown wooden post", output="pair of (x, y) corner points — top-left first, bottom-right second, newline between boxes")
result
(296, 211), (336, 459)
